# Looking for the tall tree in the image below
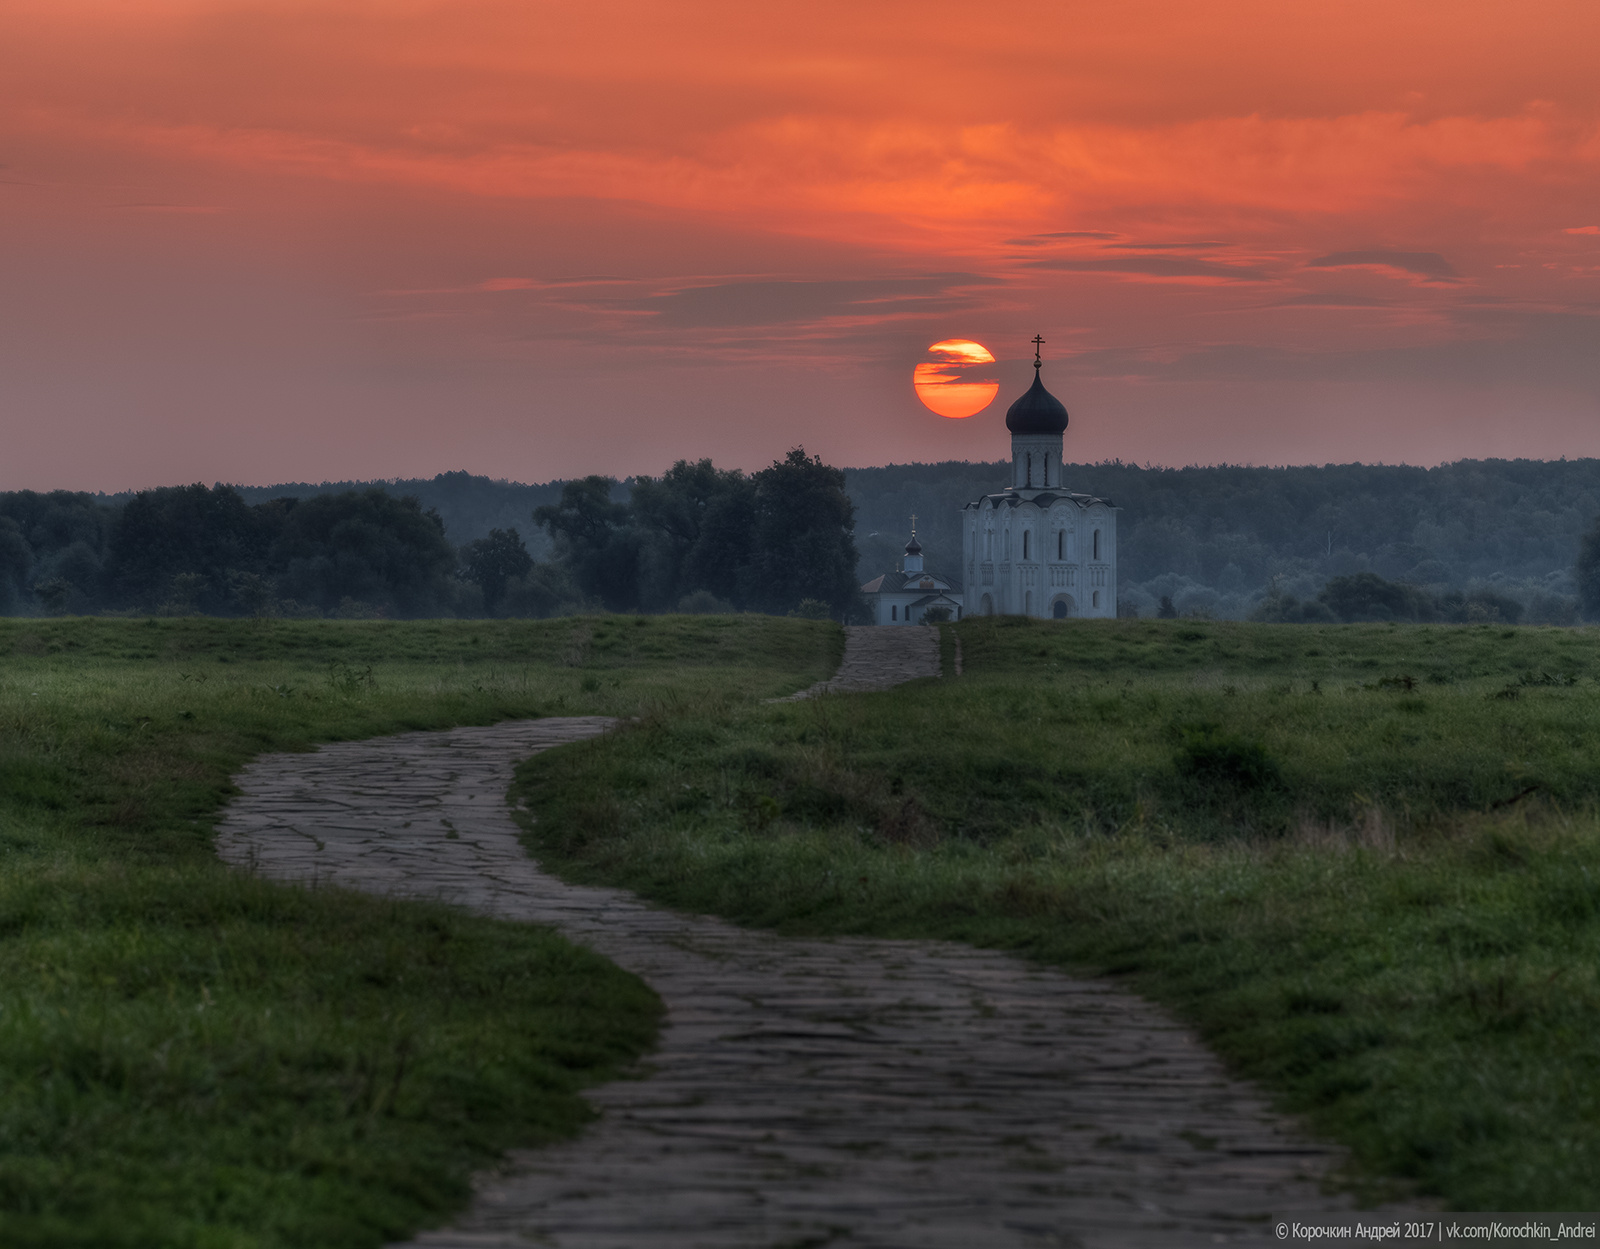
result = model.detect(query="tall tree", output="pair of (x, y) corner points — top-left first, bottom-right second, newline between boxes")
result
(461, 527), (535, 613)
(0, 519), (30, 614)
(273, 489), (456, 617)
(630, 459), (755, 609)
(533, 477), (639, 611)
(1576, 515), (1600, 620)
(107, 484), (275, 613)
(743, 449), (859, 617)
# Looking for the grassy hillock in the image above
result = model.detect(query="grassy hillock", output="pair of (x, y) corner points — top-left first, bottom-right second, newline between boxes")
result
(0, 615), (840, 1248)
(515, 617), (1600, 1210)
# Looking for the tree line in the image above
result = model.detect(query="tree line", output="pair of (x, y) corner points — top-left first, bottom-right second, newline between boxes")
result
(12, 453), (1600, 622)
(0, 449), (859, 620)
(1247, 573), (1551, 625)
(846, 457), (1600, 623)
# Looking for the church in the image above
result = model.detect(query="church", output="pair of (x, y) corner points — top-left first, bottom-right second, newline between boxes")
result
(961, 338), (1118, 618)
(859, 524), (964, 625)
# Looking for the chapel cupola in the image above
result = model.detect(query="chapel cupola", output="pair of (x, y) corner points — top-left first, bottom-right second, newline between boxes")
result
(902, 519), (924, 574)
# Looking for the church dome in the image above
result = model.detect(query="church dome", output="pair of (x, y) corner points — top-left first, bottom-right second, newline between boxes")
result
(904, 535), (923, 556)
(1005, 366), (1069, 435)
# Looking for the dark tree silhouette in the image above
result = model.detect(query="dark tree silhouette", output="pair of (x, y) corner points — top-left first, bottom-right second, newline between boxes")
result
(533, 477), (639, 611)
(742, 448), (859, 618)
(1575, 517), (1600, 620)
(108, 484), (273, 612)
(0, 519), (31, 614)
(461, 527), (534, 613)
(1318, 572), (1434, 622)
(273, 489), (456, 617)
(631, 459), (756, 609)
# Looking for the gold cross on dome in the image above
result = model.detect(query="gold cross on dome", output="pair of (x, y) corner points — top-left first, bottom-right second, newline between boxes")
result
(909, 512), (918, 536)
(1032, 334), (1045, 368)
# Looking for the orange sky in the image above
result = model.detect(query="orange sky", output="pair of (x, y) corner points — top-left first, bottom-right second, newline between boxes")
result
(2, 0), (1598, 489)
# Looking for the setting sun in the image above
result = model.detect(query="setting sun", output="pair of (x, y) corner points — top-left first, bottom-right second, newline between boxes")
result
(913, 339), (1000, 418)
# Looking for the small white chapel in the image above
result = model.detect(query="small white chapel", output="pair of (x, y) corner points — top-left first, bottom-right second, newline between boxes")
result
(859, 521), (964, 625)
(961, 337), (1118, 618)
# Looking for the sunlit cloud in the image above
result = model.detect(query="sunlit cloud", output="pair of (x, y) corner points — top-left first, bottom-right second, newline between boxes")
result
(1307, 251), (1459, 279)
(2, 0), (1599, 486)
(597, 275), (998, 330)
(1024, 256), (1270, 282)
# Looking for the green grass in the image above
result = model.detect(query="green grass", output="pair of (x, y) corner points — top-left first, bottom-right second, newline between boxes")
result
(0, 614), (840, 1248)
(512, 616), (1600, 1211)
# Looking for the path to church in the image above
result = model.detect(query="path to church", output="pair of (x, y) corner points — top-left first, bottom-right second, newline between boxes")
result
(218, 626), (1370, 1248)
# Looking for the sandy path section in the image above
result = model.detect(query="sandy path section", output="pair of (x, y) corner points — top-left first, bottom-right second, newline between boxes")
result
(216, 630), (1367, 1247)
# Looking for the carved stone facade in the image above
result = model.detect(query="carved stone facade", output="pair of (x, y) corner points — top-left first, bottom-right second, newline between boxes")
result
(959, 359), (1117, 619)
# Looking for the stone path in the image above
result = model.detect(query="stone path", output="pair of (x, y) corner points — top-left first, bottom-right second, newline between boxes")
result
(214, 631), (1377, 1248)
(779, 625), (942, 698)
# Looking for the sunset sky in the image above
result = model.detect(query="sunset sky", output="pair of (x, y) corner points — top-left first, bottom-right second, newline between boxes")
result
(3, 0), (1598, 491)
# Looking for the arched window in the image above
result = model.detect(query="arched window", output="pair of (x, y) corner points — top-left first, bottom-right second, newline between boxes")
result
(1042, 454), (1049, 486)
(1056, 530), (1063, 560)
(1093, 529), (1101, 561)
(1092, 591), (1100, 609)
(1025, 591), (1032, 614)
(891, 605), (897, 620)
(1022, 530), (1030, 560)
(1025, 453), (1032, 487)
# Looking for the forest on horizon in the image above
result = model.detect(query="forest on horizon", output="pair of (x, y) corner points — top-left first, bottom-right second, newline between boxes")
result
(3, 457), (1598, 623)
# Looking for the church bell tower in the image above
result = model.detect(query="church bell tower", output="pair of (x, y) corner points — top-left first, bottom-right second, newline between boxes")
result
(1006, 335), (1069, 491)
(960, 334), (1118, 620)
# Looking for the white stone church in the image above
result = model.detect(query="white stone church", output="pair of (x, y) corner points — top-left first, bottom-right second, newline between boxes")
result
(860, 342), (1118, 622)
(961, 345), (1118, 619)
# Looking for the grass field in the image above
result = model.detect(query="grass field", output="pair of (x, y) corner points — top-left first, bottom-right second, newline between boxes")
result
(514, 616), (1600, 1211)
(0, 615), (840, 1249)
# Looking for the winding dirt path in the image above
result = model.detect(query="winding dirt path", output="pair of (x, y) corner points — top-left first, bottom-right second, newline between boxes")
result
(216, 629), (1369, 1248)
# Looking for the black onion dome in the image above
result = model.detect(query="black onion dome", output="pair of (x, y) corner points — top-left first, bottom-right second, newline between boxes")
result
(1005, 368), (1069, 435)
(904, 535), (923, 555)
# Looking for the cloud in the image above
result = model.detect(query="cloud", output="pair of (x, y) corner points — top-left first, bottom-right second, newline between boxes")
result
(1273, 292), (1391, 307)
(604, 273), (996, 329)
(1306, 250), (1458, 278)
(1566, 226), (1600, 235)
(1024, 256), (1267, 281)
(1004, 231), (1124, 247)
(1104, 240), (1229, 252)
(383, 276), (626, 297)
(112, 202), (225, 213)
(1067, 309), (1600, 388)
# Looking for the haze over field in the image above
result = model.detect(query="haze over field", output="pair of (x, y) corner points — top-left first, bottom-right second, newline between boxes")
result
(3, 1), (1598, 492)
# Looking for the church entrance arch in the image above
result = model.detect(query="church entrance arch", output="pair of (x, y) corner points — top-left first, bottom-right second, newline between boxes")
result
(1051, 594), (1075, 619)
(980, 593), (994, 616)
